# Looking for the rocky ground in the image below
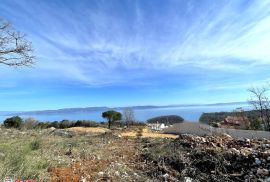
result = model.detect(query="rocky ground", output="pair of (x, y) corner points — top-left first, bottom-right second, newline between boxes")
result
(0, 126), (270, 181)
(140, 133), (270, 182)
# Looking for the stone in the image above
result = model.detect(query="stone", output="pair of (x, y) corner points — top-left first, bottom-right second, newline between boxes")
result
(183, 177), (193, 182)
(255, 158), (262, 165)
(48, 127), (56, 131)
(256, 168), (269, 176)
(79, 177), (86, 182)
(98, 172), (104, 176)
(220, 133), (233, 140)
(240, 148), (253, 157)
(229, 148), (240, 155)
(114, 171), (120, 176)
(263, 150), (270, 157)
(0, 152), (5, 158)
(163, 173), (169, 181)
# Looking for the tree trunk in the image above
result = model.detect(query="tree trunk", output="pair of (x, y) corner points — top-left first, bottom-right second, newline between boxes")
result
(108, 119), (111, 129)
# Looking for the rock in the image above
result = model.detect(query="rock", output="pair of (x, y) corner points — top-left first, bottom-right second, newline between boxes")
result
(163, 173), (169, 181)
(114, 171), (120, 176)
(48, 127), (56, 131)
(255, 158), (262, 165)
(256, 168), (269, 176)
(229, 148), (240, 155)
(53, 130), (73, 137)
(79, 177), (86, 182)
(221, 133), (233, 139)
(183, 177), (193, 182)
(98, 172), (104, 176)
(240, 148), (253, 157)
(263, 150), (270, 157)
(0, 152), (5, 158)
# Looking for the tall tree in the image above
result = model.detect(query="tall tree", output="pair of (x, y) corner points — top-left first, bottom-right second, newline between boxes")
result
(102, 110), (122, 129)
(0, 18), (34, 67)
(248, 86), (270, 131)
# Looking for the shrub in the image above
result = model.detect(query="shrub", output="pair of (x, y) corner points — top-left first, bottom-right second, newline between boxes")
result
(59, 120), (72, 129)
(30, 139), (41, 150)
(49, 121), (60, 128)
(4, 116), (23, 128)
(22, 117), (39, 129)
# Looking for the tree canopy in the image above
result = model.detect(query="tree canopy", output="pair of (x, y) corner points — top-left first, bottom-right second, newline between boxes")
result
(4, 116), (23, 128)
(102, 110), (122, 129)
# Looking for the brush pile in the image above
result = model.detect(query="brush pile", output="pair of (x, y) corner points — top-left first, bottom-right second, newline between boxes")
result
(140, 133), (270, 182)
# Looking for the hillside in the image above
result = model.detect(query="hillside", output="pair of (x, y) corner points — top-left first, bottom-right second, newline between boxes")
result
(199, 110), (260, 125)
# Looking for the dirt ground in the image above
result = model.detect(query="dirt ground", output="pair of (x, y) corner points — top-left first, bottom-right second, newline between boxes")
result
(66, 127), (111, 133)
(48, 127), (160, 182)
(121, 127), (178, 139)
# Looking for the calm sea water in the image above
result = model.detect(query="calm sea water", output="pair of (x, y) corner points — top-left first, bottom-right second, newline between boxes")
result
(0, 104), (250, 122)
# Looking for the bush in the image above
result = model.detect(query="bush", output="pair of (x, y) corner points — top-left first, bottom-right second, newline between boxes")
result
(4, 116), (23, 128)
(59, 120), (72, 129)
(22, 117), (39, 129)
(249, 118), (262, 130)
(30, 139), (41, 150)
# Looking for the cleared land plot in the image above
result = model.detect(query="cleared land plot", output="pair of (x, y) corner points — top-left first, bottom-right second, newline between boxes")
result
(66, 127), (110, 133)
(121, 127), (178, 139)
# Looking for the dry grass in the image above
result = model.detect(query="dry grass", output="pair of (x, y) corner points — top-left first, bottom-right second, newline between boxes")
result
(121, 127), (178, 139)
(66, 127), (110, 133)
(0, 127), (150, 181)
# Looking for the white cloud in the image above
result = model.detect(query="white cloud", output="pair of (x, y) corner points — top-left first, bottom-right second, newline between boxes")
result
(2, 0), (270, 87)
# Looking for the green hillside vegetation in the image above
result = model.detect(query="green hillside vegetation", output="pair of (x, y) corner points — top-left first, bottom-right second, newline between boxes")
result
(147, 115), (184, 125)
(199, 110), (261, 128)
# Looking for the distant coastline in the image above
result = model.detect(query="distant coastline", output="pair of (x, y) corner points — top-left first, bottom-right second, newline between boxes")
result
(3, 101), (248, 116)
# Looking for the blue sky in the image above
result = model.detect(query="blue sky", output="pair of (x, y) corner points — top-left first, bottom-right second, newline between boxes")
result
(0, 0), (270, 110)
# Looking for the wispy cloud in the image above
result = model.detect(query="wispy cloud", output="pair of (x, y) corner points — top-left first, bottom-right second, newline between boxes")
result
(0, 0), (270, 108)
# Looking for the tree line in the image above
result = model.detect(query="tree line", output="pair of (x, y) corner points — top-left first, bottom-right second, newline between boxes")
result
(2, 107), (142, 129)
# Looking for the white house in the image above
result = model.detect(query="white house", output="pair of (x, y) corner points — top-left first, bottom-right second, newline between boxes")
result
(148, 123), (169, 131)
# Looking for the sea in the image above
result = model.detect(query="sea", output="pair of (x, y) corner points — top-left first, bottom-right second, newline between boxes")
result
(0, 103), (251, 123)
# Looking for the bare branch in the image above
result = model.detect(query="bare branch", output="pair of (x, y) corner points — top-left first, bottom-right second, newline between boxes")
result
(248, 85), (270, 131)
(0, 18), (34, 67)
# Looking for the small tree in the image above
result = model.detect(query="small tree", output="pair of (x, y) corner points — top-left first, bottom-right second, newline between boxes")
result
(249, 118), (262, 130)
(123, 107), (135, 127)
(4, 116), (23, 128)
(0, 18), (34, 67)
(248, 86), (270, 131)
(22, 117), (38, 129)
(59, 120), (72, 129)
(102, 110), (122, 129)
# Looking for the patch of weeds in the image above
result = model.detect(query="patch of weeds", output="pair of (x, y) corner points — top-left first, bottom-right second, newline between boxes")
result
(30, 139), (41, 150)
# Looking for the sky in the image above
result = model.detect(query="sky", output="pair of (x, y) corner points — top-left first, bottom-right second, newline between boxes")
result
(0, 0), (270, 111)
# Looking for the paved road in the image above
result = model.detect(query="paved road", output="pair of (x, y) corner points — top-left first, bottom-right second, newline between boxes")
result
(164, 122), (270, 139)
